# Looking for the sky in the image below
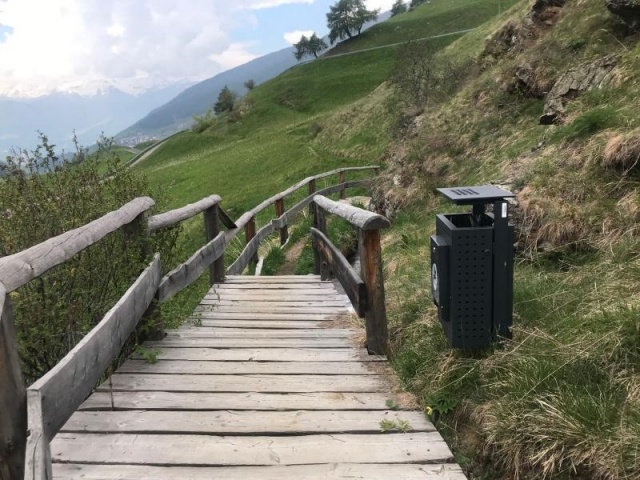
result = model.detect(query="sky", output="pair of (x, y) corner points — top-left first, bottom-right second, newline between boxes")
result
(0, 0), (395, 98)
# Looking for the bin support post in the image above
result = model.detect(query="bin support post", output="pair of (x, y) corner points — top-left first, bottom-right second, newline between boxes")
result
(359, 228), (389, 355)
(492, 200), (513, 340)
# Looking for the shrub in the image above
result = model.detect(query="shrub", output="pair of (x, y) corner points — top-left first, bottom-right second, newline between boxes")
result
(0, 135), (178, 382)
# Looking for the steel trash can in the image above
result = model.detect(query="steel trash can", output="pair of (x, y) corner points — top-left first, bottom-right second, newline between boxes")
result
(430, 185), (515, 349)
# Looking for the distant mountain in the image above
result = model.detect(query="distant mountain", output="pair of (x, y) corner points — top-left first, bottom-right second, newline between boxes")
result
(116, 46), (299, 142)
(0, 84), (190, 156)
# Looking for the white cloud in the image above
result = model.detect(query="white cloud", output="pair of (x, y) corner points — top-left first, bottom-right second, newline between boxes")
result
(365, 0), (396, 11)
(0, 0), (313, 98)
(283, 30), (314, 45)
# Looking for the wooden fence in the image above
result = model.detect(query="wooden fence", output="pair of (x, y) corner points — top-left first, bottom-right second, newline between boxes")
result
(0, 165), (382, 480)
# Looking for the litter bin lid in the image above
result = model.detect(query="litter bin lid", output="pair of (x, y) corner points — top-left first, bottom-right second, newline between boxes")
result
(437, 185), (514, 205)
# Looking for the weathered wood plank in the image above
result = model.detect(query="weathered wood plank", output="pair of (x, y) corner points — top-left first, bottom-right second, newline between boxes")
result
(207, 287), (337, 295)
(144, 337), (353, 348)
(311, 227), (366, 317)
(227, 222), (275, 275)
(199, 299), (348, 307)
(204, 203), (225, 284)
(0, 197), (155, 292)
(118, 360), (380, 375)
(192, 311), (337, 321)
(0, 286), (27, 480)
(165, 328), (354, 338)
(224, 275), (321, 282)
(196, 306), (349, 314)
(95, 374), (387, 393)
(79, 391), (393, 411)
(26, 255), (162, 440)
(61, 410), (433, 435)
(23, 390), (51, 480)
(198, 319), (326, 329)
(313, 195), (390, 231)
(148, 195), (221, 232)
(204, 292), (345, 301)
(51, 432), (453, 466)
(158, 232), (226, 302)
(54, 463), (467, 480)
(131, 347), (384, 362)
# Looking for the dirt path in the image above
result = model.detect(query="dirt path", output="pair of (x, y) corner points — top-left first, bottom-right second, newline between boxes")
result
(278, 239), (306, 275)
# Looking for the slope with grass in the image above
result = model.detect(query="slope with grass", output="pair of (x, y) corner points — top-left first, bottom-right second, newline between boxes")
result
(135, 0), (640, 478)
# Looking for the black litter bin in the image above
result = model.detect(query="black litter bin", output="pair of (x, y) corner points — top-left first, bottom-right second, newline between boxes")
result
(430, 185), (515, 349)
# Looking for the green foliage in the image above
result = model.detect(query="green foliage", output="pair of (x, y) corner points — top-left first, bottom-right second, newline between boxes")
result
(554, 106), (621, 141)
(135, 346), (159, 364)
(379, 418), (412, 432)
(213, 85), (238, 114)
(244, 79), (256, 90)
(0, 134), (178, 382)
(261, 245), (286, 275)
(327, 0), (379, 44)
(293, 33), (328, 61)
(385, 398), (400, 410)
(391, 0), (408, 17)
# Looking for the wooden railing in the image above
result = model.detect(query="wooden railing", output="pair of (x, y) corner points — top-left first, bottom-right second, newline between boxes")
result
(311, 195), (391, 356)
(0, 165), (380, 480)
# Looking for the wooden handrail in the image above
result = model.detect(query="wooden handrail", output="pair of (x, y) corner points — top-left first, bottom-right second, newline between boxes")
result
(311, 195), (390, 355)
(0, 197), (155, 293)
(148, 195), (221, 232)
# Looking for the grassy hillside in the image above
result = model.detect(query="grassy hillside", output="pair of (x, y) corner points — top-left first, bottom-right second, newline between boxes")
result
(136, 0), (640, 478)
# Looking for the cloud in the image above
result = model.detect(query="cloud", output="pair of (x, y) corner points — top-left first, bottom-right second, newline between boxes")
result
(365, 0), (396, 11)
(0, 0), (313, 97)
(283, 30), (314, 45)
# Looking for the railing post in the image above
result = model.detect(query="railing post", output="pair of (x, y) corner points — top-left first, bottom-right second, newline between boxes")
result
(245, 216), (258, 268)
(339, 170), (346, 200)
(308, 179), (316, 216)
(126, 212), (164, 341)
(312, 203), (327, 276)
(0, 289), (27, 480)
(275, 198), (288, 246)
(359, 228), (389, 355)
(204, 204), (224, 283)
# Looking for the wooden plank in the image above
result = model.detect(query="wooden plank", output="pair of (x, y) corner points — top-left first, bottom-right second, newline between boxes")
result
(54, 463), (467, 480)
(204, 293), (345, 301)
(118, 360), (380, 375)
(95, 374), (386, 393)
(61, 410), (433, 435)
(51, 432), (453, 466)
(131, 347), (384, 362)
(198, 319), (326, 328)
(204, 204), (225, 284)
(79, 391), (394, 411)
(158, 232), (226, 302)
(144, 337), (353, 348)
(0, 286), (27, 480)
(24, 389), (52, 480)
(193, 312), (337, 321)
(148, 195), (221, 232)
(196, 307), (349, 314)
(225, 275), (321, 282)
(227, 222), (275, 275)
(207, 287), (337, 294)
(0, 197), (155, 292)
(165, 328), (354, 338)
(199, 300), (348, 307)
(26, 256), (162, 440)
(360, 229), (389, 356)
(312, 227), (366, 317)
(313, 195), (390, 231)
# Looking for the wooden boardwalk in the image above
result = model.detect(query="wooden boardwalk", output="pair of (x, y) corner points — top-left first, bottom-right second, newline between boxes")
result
(51, 275), (466, 479)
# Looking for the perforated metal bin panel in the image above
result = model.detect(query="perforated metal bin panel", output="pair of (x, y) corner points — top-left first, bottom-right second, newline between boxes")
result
(435, 213), (493, 349)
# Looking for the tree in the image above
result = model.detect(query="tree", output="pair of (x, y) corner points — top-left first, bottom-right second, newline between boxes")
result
(326, 0), (379, 44)
(213, 85), (237, 114)
(244, 79), (256, 90)
(293, 33), (328, 61)
(391, 0), (407, 16)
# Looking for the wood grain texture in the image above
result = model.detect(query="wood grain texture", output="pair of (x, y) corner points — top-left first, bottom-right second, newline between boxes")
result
(144, 337), (353, 348)
(27, 255), (162, 440)
(0, 196), (155, 292)
(227, 221), (274, 275)
(61, 410), (433, 435)
(192, 312), (337, 321)
(204, 204), (225, 284)
(51, 432), (453, 466)
(313, 195), (390, 231)
(0, 286), (26, 480)
(23, 389), (52, 480)
(158, 232), (226, 302)
(148, 195), (221, 232)
(164, 327), (353, 338)
(79, 391), (394, 411)
(130, 347), (384, 362)
(197, 319), (326, 329)
(95, 373), (387, 393)
(54, 463), (467, 480)
(311, 227), (366, 317)
(199, 299), (348, 307)
(118, 360), (381, 375)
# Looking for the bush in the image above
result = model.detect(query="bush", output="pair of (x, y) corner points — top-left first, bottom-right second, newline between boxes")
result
(0, 135), (179, 382)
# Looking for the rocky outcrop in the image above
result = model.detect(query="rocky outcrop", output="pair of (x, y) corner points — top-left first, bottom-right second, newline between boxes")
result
(540, 55), (618, 124)
(605, 0), (640, 29)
